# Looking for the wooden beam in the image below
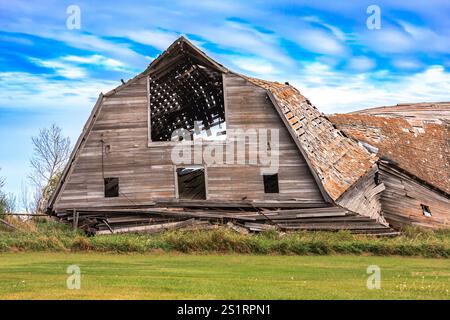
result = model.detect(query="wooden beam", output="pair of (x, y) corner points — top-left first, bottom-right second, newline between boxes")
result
(72, 209), (79, 230)
(0, 218), (20, 231)
(95, 218), (197, 235)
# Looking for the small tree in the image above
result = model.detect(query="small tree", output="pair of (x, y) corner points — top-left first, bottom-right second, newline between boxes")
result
(0, 169), (6, 215)
(19, 180), (36, 214)
(29, 124), (71, 213)
(0, 169), (4, 191)
(0, 168), (15, 215)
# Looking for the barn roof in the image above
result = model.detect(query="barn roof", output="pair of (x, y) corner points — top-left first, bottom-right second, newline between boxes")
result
(241, 76), (377, 201)
(349, 102), (450, 124)
(48, 36), (378, 208)
(329, 110), (450, 195)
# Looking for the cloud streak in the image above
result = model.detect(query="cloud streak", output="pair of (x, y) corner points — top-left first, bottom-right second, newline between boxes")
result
(292, 64), (450, 113)
(0, 71), (118, 109)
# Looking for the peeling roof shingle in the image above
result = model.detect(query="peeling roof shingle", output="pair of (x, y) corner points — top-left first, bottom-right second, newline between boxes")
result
(243, 76), (378, 200)
(329, 113), (450, 194)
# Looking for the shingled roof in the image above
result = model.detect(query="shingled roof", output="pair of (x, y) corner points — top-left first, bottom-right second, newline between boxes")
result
(329, 111), (450, 195)
(242, 76), (378, 201)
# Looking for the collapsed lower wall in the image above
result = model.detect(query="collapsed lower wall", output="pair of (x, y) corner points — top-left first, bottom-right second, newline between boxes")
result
(336, 165), (388, 226)
(379, 162), (449, 229)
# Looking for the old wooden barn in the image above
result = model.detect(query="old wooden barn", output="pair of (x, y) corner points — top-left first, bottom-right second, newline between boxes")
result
(330, 102), (449, 229)
(47, 37), (447, 234)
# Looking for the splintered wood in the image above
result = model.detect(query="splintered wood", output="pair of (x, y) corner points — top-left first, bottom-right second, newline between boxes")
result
(57, 205), (397, 236)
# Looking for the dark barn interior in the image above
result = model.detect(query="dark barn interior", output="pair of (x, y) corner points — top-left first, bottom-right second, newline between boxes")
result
(176, 166), (206, 200)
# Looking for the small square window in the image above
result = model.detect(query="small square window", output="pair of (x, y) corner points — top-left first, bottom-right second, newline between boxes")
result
(421, 204), (432, 217)
(104, 177), (119, 198)
(263, 174), (279, 193)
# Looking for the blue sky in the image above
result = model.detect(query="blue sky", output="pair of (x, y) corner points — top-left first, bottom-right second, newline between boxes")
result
(0, 0), (449, 199)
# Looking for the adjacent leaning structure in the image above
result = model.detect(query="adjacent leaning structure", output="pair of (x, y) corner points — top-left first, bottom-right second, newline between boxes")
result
(47, 37), (447, 234)
(329, 102), (449, 229)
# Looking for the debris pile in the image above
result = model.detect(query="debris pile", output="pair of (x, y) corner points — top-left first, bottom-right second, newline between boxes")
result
(53, 206), (398, 236)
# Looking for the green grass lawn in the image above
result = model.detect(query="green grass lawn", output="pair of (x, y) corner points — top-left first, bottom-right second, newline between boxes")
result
(0, 253), (448, 299)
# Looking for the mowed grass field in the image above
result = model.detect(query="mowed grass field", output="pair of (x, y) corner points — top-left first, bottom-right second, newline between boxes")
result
(0, 253), (448, 299)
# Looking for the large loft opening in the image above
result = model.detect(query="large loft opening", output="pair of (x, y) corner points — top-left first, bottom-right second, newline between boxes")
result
(148, 43), (226, 142)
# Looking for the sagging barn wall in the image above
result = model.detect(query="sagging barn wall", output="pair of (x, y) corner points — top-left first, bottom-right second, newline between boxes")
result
(53, 73), (325, 212)
(379, 163), (449, 229)
(328, 113), (449, 229)
(336, 165), (387, 225)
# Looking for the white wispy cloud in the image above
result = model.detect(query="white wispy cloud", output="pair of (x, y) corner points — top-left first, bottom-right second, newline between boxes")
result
(291, 64), (450, 113)
(7, 27), (148, 66)
(29, 57), (87, 79)
(29, 54), (135, 79)
(362, 21), (450, 55)
(230, 56), (278, 75)
(347, 56), (376, 71)
(398, 20), (450, 53)
(50, 32), (147, 64)
(293, 28), (347, 55)
(0, 34), (33, 45)
(189, 21), (295, 67)
(302, 16), (347, 41)
(175, 0), (249, 13)
(126, 29), (180, 50)
(62, 54), (130, 71)
(0, 71), (118, 109)
(391, 58), (422, 70)
(363, 28), (414, 53)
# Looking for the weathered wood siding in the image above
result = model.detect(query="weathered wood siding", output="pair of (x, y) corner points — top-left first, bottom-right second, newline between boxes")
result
(54, 76), (175, 211)
(207, 74), (324, 202)
(379, 164), (449, 229)
(336, 165), (387, 225)
(54, 73), (325, 212)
